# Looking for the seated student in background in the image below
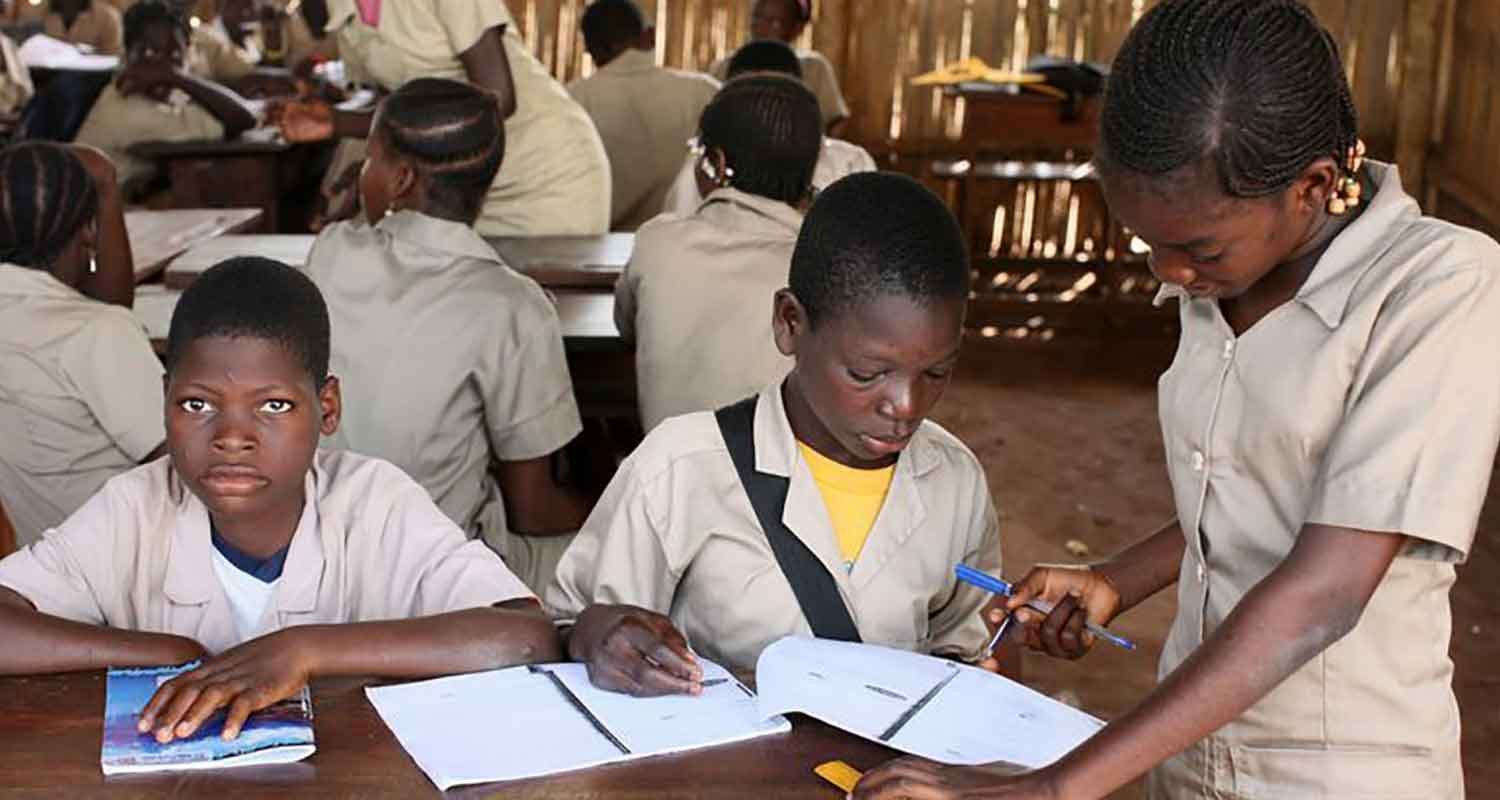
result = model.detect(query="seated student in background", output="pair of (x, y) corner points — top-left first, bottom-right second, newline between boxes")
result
(277, 0), (611, 236)
(662, 39), (874, 218)
(617, 74), (820, 432)
(0, 31), (33, 120)
(551, 173), (1009, 688)
(306, 78), (591, 596)
(0, 257), (560, 742)
(73, 1), (256, 196)
(0, 142), (158, 547)
(43, 0), (123, 55)
(854, 1), (1500, 797)
(191, 0), (334, 88)
(710, 0), (847, 133)
(567, 0), (719, 231)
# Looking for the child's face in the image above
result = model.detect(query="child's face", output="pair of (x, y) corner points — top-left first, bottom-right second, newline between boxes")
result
(165, 336), (340, 531)
(775, 291), (965, 469)
(751, 0), (803, 42)
(128, 21), (186, 68)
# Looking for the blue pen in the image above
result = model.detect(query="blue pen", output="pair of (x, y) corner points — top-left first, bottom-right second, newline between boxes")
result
(955, 564), (1136, 651)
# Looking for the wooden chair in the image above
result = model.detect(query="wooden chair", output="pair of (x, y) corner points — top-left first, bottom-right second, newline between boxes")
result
(0, 496), (15, 558)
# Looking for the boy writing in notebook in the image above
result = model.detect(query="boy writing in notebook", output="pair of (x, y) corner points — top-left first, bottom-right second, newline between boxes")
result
(550, 173), (1011, 692)
(0, 257), (559, 742)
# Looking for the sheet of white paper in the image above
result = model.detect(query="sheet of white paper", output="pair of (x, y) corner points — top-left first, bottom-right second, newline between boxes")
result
(366, 659), (790, 791)
(130, 284), (180, 341)
(18, 34), (118, 70)
(755, 637), (1104, 768)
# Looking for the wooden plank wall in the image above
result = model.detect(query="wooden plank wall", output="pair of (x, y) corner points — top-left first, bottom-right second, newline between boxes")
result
(1425, 0), (1500, 239)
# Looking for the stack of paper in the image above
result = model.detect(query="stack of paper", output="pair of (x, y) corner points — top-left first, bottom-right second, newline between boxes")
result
(366, 659), (788, 790)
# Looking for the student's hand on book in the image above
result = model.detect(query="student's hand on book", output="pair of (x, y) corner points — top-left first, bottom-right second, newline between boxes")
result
(851, 756), (1058, 800)
(137, 628), (314, 744)
(1002, 566), (1121, 660)
(276, 100), (334, 142)
(570, 604), (703, 697)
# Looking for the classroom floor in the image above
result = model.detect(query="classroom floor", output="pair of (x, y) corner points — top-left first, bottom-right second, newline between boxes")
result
(930, 336), (1499, 800)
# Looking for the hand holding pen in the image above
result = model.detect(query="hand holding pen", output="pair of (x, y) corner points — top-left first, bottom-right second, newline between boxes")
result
(955, 564), (1133, 660)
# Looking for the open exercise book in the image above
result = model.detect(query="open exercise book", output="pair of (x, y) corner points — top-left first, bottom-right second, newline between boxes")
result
(757, 637), (1105, 768)
(366, 659), (789, 790)
(101, 664), (315, 775)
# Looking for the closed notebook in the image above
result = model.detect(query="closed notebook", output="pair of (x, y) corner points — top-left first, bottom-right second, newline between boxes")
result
(101, 663), (315, 775)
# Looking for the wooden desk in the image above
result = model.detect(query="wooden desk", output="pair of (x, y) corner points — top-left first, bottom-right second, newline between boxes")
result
(0, 672), (895, 798)
(162, 234), (315, 289)
(125, 208), (264, 283)
(489, 234), (633, 290)
(129, 139), (298, 234)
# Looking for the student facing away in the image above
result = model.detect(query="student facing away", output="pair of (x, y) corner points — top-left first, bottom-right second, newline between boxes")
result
(567, 0), (720, 232)
(0, 257), (560, 743)
(306, 78), (591, 595)
(709, 0), (847, 133)
(662, 39), (875, 218)
(550, 172), (1011, 687)
(43, 0), (123, 55)
(73, 0), (256, 196)
(854, 1), (1500, 798)
(615, 73), (819, 432)
(0, 142), (158, 547)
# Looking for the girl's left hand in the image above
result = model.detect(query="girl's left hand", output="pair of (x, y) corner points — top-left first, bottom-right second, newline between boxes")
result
(851, 757), (1059, 800)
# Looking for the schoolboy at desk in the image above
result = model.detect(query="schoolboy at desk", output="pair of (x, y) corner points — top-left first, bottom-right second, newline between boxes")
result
(551, 172), (1014, 691)
(0, 257), (559, 743)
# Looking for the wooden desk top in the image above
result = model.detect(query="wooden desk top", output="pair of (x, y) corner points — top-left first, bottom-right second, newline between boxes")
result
(489, 234), (633, 290)
(129, 137), (293, 159)
(126, 208), (265, 283)
(0, 672), (893, 798)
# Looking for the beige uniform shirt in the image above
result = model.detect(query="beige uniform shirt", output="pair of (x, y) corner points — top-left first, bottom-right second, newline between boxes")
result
(307, 211), (582, 535)
(566, 49), (719, 232)
(616, 187), (803, 431)
(325, 0), (610, 236)
(661, 136), (875, 218)
(186, 23), (255, 83)
(710, 47), (848, 129)
(74, 84), (225, 189)
(0, 32), (32, 116)
(548, 385), (1000, 673)
(0, 450), (533, 655)
(1148, 163), (1500, 800)
(43, 1), (122, 55)
(0, 266), (163, 547)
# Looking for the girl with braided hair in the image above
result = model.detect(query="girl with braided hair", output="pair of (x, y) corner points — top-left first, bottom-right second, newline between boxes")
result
(855, 1), (1500, 798)
(304, 78), (591, 595)
(0, 142), (165, 548)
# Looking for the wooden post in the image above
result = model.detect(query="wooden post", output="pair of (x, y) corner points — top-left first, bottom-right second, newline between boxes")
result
(1395, 0), (1453, 201)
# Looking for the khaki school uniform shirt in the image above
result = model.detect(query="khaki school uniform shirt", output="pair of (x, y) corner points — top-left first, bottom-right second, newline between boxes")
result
(307, 212), (582, 536)
(0, 32), (32, 116)
(325, 0), (610, 236)
(1148, 162), (1500, 800)
(43, 1), (122, 55)
(548, 385), (1001, 673)
(186, 23), (255, 83)
(710, 47), (848, 129)
(0, 266), (163, 547)
(0, 449), (533, 655)
(566, 49), (719, 231)
(74, 84), (225, 189)
(661, 136), (875, 218)
(616, 186), (802, 431)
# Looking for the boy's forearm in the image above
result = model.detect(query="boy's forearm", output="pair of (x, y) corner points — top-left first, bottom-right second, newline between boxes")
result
(0, 601), (201, 675)
(298, 603), (561, 678)
(169, 73), (257, 136)
(1095, 517), (1186, 613)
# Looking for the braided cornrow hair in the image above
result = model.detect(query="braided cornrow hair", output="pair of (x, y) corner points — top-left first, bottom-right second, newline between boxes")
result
(1097, 0), (1359, 199)
(699, 73), (821, 206)
(0, 142), (100, 271)
(374, 78), (505, 225)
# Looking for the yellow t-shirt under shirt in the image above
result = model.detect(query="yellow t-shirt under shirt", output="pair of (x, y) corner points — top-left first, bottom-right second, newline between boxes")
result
(797, 442), (896, 569)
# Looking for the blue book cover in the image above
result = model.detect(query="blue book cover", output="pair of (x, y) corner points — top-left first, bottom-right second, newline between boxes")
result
(101, 663), (315, 774)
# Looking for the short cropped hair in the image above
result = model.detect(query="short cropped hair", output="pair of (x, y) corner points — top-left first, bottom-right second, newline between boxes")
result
(166, 257), (331, 386)
(789, 172), (969, 328)
(581, 0), (646, 55)
(726, 39), (803, 79)
(373, 78), (505, 225)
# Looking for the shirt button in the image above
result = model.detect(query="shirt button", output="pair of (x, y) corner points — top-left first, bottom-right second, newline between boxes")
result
(1221, 340), (1235, 360)
(1191, 450), (1206, 472)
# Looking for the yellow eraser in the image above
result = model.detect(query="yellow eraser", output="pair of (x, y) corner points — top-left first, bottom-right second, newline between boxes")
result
(815, 760), (863, 793)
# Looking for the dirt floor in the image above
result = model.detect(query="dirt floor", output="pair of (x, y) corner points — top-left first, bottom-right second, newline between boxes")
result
(929, 336), (1498, 799)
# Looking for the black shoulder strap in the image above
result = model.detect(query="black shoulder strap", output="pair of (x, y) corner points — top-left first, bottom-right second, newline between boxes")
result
(715, 397), (862, 643)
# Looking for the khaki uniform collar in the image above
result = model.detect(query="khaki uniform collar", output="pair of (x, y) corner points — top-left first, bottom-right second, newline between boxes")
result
(599, 48), (656, 75)
(374, 210), (503, 268)
(696, 186), (805, 235)
(750, 383), (944, 481)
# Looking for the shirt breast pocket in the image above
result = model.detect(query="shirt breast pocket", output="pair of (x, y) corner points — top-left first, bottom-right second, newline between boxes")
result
(1231, 741), (1438, 799)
